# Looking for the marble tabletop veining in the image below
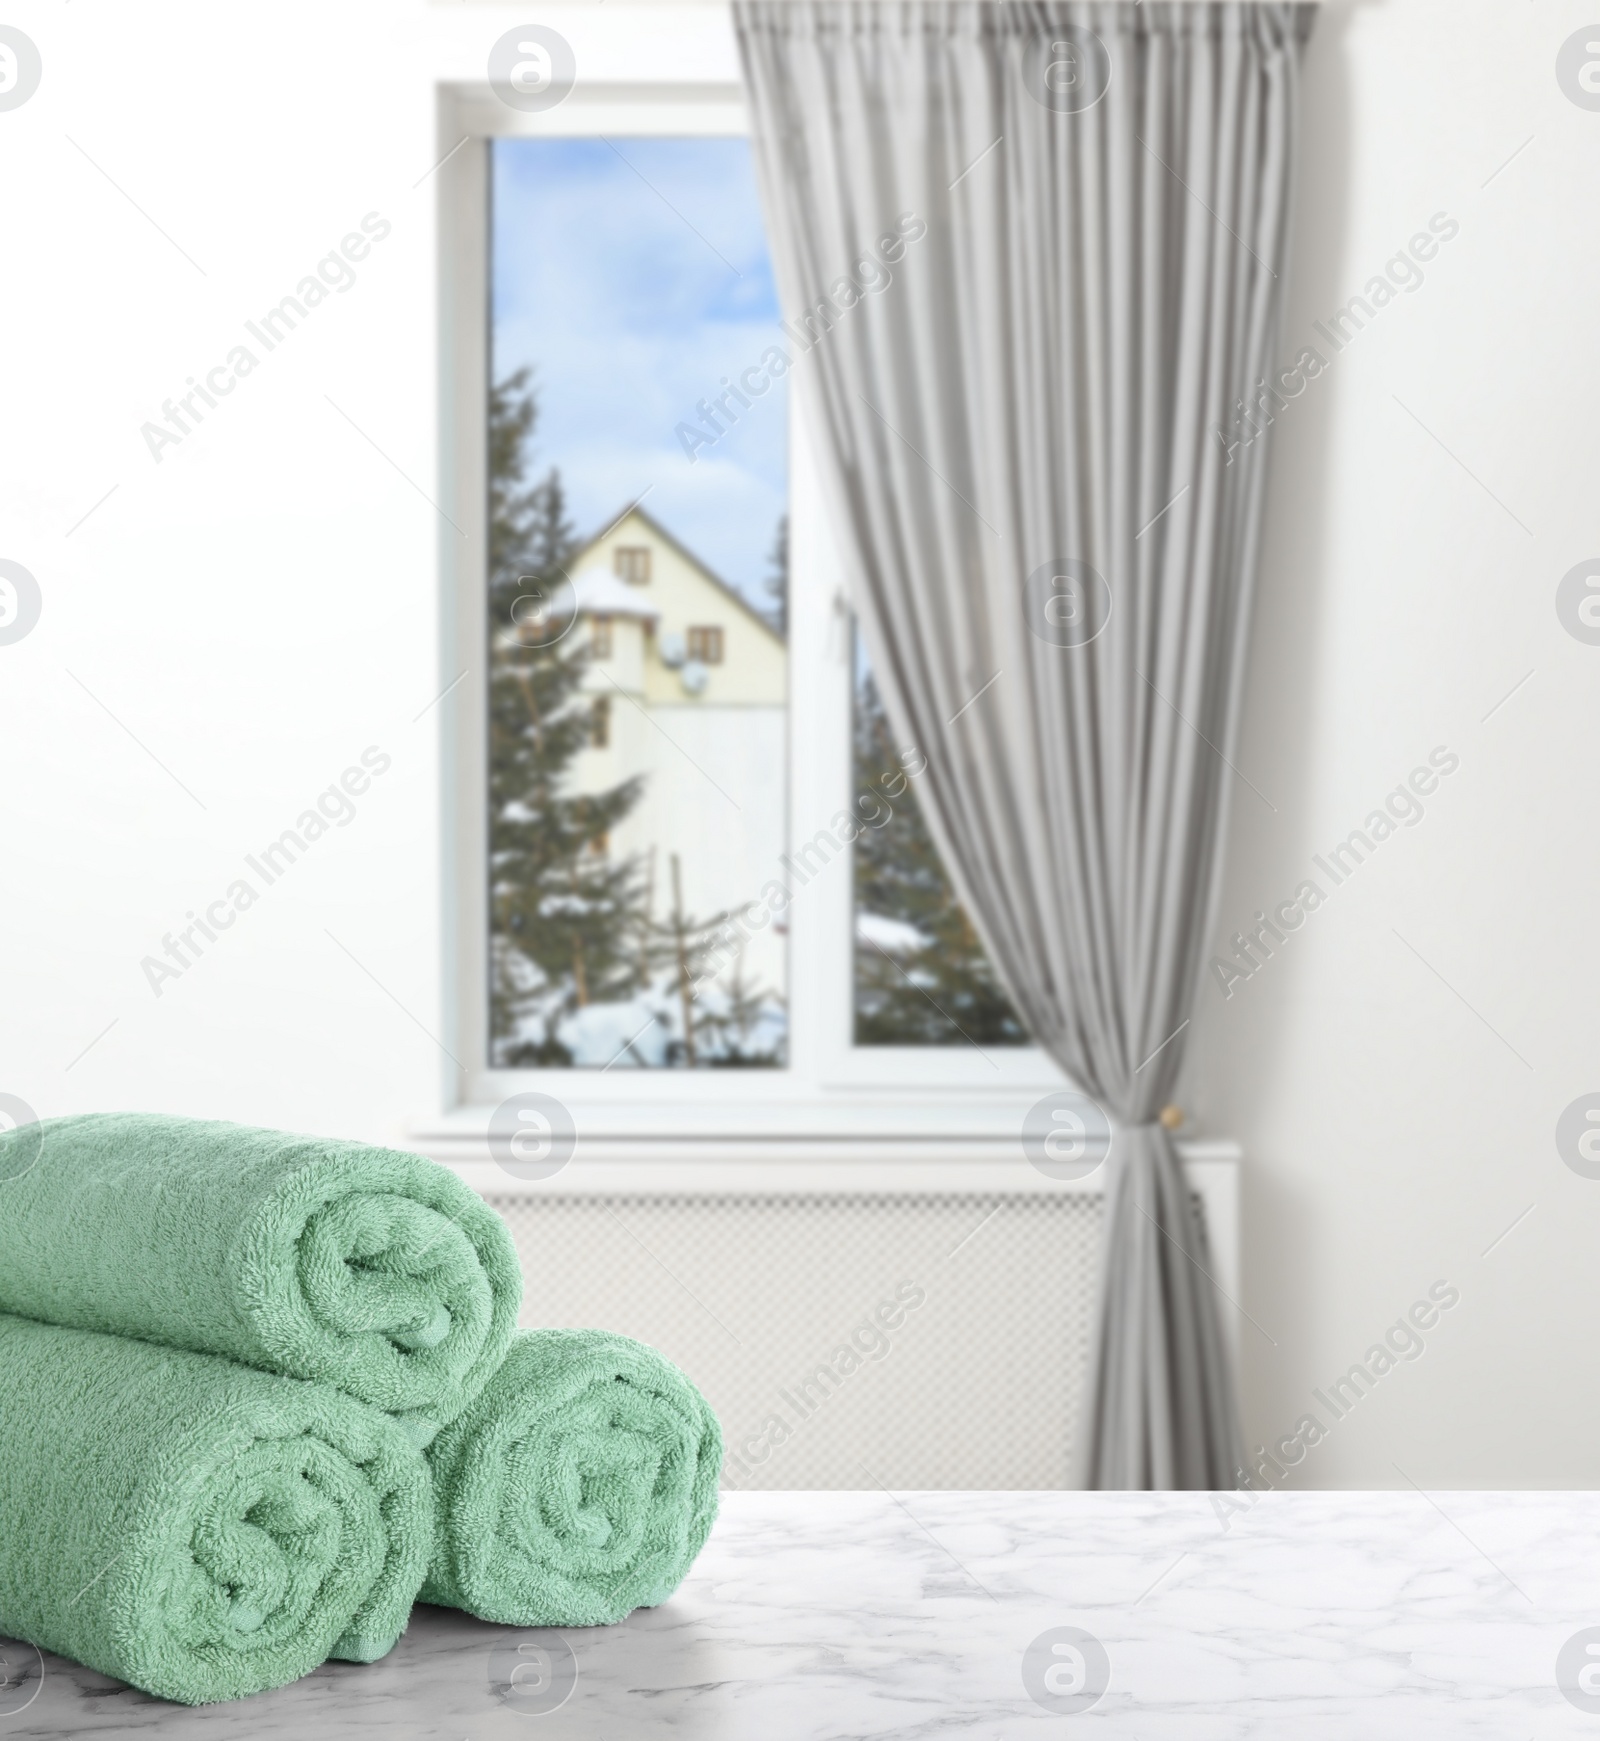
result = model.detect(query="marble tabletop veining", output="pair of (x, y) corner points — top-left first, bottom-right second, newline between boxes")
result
(6, 1488), (1600, 1738)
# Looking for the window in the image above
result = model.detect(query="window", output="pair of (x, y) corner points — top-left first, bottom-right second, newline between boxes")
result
(484, 134), (788, 1070)
(614, 547), (651, 586)
(439, 72), (1064, 1128)
(852, 649), (1026, 1046)
(687, 625), (724, 666)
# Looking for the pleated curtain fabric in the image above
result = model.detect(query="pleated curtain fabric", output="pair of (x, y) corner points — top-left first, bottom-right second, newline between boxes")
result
(734, 0), (1314, 1488)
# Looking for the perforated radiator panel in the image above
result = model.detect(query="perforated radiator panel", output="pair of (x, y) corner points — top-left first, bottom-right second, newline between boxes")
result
(485, 1192), (1111, 1489)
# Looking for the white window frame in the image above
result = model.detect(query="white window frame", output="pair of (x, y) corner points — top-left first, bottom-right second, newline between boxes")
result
(431, 75), (1070, 1144)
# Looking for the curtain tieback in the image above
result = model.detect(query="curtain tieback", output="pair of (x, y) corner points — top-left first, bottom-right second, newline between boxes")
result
(1112, 1106), (1185, 1134)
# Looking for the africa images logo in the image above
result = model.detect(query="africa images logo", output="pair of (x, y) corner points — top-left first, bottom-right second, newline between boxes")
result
(488, 25), (576, 113)
(0, 27), (42, 112)
(1021, 1626), (1110, 1715)
(1556, 26), (1600, 109)
(0, 561), (42, 646)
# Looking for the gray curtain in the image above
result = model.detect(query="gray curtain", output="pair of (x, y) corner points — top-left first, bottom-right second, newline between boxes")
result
(735, 0), (1313, 1487)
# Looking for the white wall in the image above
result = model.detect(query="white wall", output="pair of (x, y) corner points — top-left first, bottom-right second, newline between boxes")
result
(0, 2), (737, 1136)
(2, 0), (1596, 1485)
(1184, 0), (1600, 1485)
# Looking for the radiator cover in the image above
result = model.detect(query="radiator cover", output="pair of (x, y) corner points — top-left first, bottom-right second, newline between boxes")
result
(485, 1190), (1109, 1488)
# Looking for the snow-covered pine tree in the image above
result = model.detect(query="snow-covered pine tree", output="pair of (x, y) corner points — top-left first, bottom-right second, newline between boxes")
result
(487, 369), (649, 1065)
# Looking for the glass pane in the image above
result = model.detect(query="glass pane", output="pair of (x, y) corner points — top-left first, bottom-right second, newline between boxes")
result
(488, 139), (788, 1068)
(853, 636), (1027, 1046)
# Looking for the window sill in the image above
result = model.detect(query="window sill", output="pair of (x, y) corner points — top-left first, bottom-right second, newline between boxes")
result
(415, 1086), (1106, 1149)
(405, 1104), (1239, 1194)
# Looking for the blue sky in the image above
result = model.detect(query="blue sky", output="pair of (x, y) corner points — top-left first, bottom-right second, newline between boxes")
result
(492, 138), (788, 610)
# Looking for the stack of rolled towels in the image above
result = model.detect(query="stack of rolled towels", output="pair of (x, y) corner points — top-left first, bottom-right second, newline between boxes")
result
(0, 1113), (721, 1704)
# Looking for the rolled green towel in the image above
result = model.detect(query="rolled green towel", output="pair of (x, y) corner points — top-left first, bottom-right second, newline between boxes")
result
(0, 1113), (521, 1440)
(421, 1329), (721, 1626)
(0, 1312), (432, 1705)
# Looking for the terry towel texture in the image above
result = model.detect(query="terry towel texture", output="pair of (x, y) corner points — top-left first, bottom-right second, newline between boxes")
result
(421, 1328), (722, 1626)
(0, 1312), (432, 1705)
(0, 1113), (522, 1440)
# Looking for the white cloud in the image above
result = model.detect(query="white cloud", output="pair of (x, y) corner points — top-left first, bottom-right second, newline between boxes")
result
(491, 137), (788, 599)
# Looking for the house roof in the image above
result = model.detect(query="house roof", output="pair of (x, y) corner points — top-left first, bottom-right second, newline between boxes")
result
(568, 565), (661, 621)
(570, 503), (786, 645)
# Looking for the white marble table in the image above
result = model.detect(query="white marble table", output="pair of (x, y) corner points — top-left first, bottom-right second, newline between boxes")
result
(5, 1489), (1600, 1737)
